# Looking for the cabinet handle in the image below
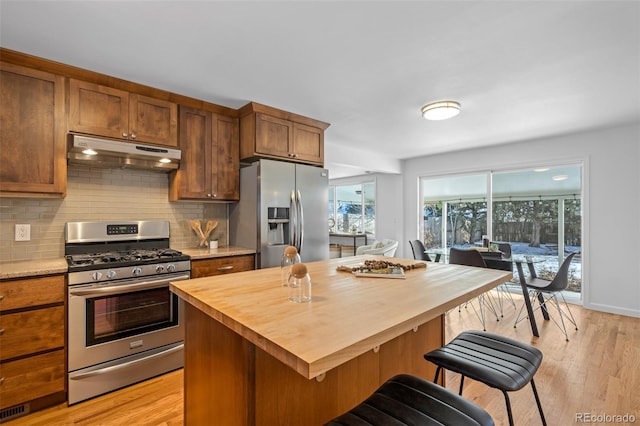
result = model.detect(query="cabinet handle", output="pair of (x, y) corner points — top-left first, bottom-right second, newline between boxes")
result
(122, 132), (128, 138)
(0, 328), (4, 335)
(0, 377), (4, 385)
(130, 131), (137, 139)
(216, 266), (234, 271)
(0, 295), (4, 301)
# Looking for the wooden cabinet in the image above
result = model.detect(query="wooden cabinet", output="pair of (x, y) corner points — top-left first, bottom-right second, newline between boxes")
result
(69, 79), (178, 147)
(191, 255), (255, 278)
(0, 62), (66, 198)
(239, 102), (329, 166)
(0, 275), (66, 415)
(169, 106), (239, 201)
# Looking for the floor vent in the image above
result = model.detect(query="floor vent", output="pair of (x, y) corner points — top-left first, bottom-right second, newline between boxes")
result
(0, 403), (30, 422)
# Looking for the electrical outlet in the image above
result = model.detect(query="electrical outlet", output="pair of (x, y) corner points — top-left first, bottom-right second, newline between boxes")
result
(15, 224), (30, 241)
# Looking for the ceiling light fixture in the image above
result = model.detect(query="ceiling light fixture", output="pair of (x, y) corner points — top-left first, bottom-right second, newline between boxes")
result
(552, 175), (568, 181)
(421, 101), (461, 121)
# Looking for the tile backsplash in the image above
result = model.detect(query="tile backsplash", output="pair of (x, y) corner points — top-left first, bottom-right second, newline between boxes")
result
(0, 165), (229, 262)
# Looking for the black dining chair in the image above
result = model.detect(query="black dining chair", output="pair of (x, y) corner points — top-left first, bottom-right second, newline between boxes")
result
(408, 239), (432, 261)
(514, 252), (579, 341)
(449, 247), (500, 330)
(488, 241), (517, 315)
(491, 241), (512, 259)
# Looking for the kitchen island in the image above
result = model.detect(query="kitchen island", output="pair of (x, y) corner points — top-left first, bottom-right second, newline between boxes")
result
(170, 255), (512, 425)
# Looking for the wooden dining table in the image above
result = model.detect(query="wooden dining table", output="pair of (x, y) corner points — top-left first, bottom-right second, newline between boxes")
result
(170, 255), (512, 425)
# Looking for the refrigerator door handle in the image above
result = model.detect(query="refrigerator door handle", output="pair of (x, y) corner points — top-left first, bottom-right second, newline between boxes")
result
(297, 189), (304, 255)
(290, 190), (298, 249)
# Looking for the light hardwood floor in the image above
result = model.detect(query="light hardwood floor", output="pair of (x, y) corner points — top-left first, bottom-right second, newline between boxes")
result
(9, 293), (639, 425)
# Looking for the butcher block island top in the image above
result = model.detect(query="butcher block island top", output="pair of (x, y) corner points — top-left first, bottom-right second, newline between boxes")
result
(170, 255), (512, 380)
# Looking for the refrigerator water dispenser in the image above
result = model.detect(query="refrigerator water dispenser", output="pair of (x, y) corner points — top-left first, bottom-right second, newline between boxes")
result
(267, 207), (289, 246)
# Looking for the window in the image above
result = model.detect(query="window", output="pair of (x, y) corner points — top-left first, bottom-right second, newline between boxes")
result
(421, 173), (488, 249)
(328, 182), (375, 235)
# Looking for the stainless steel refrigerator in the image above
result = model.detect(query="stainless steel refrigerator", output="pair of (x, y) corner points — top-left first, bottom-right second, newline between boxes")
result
(230, 159), (329, 268)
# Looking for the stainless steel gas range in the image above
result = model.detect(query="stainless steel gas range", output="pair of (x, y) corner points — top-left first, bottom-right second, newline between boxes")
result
(64, 220), (189, 405)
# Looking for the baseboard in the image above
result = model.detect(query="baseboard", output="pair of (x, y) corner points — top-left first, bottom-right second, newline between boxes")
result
(584, 302), (640, 318)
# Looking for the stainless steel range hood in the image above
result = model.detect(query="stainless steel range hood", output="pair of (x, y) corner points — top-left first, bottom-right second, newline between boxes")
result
(67, 135), (181, 171)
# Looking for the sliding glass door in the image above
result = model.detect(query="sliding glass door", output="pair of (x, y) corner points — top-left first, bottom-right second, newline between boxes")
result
(420, 165), (582, 297)
(492, 166), (582, 296)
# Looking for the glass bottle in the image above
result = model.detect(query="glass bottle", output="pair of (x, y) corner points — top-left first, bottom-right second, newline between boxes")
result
(289, 262), (311, 303)
(281, 245), (301, 287)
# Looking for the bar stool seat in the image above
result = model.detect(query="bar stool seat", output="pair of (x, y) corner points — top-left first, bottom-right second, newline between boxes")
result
(324, 374), (494, 426)
(424, 330), (546, 425)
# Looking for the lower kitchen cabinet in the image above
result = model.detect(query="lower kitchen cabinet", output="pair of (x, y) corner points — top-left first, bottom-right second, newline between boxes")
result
(191, 255), (255, 278)
(0, 275), (66, 420)
(0, 350), (66, 411)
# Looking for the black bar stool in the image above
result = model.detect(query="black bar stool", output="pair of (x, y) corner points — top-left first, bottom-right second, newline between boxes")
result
(324, 374), (494, 425)
(424, 330), (546, 426)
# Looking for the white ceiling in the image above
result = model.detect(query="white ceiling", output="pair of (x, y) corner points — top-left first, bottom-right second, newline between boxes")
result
(1, 1), (638, 179)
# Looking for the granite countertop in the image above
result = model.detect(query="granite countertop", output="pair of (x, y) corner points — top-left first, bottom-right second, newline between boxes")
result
(0, 258), (68, 280)
(0, 246), (255, 280)
(181, 246), (256, 260)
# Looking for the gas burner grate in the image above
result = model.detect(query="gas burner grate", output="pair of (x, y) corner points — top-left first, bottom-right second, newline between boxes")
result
(66, 248), (186, 268)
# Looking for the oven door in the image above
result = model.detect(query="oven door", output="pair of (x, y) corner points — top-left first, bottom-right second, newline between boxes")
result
(68, 272), (188, 371)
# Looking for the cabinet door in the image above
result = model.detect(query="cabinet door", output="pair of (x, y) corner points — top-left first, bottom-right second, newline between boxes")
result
(292, 122), (324, 165)
(254, 113), (292, 158)
(170, 106), (212, 200)
(129, 94), (178, 146)
(0, 62), (66, 196)
(0, 306), (65, 361)
(0, 275), (65, 310)
(0, 350), (65, 410)
(69, 79), (129, 139)
(212, 114), (240, 200)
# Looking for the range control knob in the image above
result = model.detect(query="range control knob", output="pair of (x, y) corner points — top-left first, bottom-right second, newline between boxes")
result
(132, 267), (143, 277)
(155, 265), (165, 273)
(91, 272), (103, 281)
(106, 270), (117, 279)
(166, 264), (176, 272)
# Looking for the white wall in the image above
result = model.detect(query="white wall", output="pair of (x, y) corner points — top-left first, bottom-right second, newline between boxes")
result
(401, 123), (640, 318)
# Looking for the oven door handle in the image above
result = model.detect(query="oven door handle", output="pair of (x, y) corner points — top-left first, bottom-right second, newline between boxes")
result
(69, 343), (184, 380)
(69, 274), (190, 296)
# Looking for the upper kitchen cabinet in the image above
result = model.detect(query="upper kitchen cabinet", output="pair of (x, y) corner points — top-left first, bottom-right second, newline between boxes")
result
(0, 62), (66, 198)
(239, 102), (329, 166)
(68, 79), (178, 147)
(169, 106), (239, 201)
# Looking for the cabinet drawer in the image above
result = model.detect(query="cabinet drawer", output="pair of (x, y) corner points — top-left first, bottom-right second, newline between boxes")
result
(191, 255), (255, 278)
(0, 275), (65, 311)
(0, 306), (65, 361)
(0, 349), (65, 410)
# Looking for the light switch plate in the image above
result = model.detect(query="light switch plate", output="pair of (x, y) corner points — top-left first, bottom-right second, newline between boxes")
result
(15, 224), (30, 241)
